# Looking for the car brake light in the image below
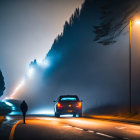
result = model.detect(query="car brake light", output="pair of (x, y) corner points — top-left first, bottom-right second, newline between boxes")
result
(57, 102), (62, 109)
(77, 102), (82, 109)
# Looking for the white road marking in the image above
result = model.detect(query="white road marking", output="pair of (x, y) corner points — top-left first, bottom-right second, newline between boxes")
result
(123, 137), (129, 140)
(63, 124), (116, 139)
(72, 127), (115, 139)
(74, 127), (83, 131)
(96, 132), (114, 138)
(63, 125), (72, 128)
(115, 126), (126, 129)
(87, 130), (94, 133)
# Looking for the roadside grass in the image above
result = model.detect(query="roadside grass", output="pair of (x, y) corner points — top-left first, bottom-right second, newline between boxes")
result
(85, 105), (140, 123)
(86, 113), (140, 124)
(116, 106), (140, 121)
(89, 114), (140, 121)
(131, 114), (140, 120)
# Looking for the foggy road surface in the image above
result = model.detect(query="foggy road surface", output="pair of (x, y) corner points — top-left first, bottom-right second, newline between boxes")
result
(8, 116), (140, 140)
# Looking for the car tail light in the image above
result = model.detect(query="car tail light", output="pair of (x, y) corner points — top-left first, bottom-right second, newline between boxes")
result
(77, 102), (82, 109)
(57, 102), (62, 109)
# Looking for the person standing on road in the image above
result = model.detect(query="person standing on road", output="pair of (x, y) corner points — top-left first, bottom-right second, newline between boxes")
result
(20, 100), (28, 124)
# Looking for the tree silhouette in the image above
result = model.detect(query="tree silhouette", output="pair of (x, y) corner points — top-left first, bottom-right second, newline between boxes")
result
(0, 70), (5, 97)
(93, 0), (140, 45)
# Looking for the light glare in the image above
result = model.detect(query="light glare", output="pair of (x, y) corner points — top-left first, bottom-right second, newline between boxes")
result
(10, 79), (25, 99)
(6, 116), (13, 121)
(27, 67), (34, 78)
(5, 101), (13, 107)
(135, 20), (140, 25)
(31, 109), (54, 115)
(4, 101), (16, 111)
(38, 59), (50, 68)
(60, 114), (73, 117)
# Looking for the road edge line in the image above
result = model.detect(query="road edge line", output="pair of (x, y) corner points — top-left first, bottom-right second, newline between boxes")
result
(9, 120), (22, 140)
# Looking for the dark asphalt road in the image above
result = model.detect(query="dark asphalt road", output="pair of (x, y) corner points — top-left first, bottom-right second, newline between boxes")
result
(0, 116), (140, 140)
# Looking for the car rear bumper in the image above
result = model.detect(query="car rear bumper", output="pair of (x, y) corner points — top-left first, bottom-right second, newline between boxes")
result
(56, 109), (82, 115)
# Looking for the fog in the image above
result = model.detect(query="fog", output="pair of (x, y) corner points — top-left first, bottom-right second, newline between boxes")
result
(2, 0), (140, 114)
(0, 0), (84, 99)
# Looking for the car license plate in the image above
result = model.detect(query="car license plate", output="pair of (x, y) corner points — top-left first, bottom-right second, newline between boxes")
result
(68, 110), (72, 112)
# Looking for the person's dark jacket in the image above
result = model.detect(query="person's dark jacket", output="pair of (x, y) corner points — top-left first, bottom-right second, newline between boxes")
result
(20, 101), (28, 114)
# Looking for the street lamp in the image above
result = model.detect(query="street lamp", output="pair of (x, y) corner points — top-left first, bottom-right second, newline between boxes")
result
(129, 20), (132, 115)
(129, 19), (140, 115)
(134, 20), (140, 25)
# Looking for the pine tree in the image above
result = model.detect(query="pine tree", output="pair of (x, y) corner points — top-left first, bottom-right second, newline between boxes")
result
(0, 70), (5, 97)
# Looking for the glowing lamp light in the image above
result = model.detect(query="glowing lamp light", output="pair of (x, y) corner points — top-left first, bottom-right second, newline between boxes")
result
(6, 116), (12, 121)
(135, 20), (140, 25)
(5, 101), (13, 107)
(61, 97), (77, 101)
(77, 102), (82, 109)
(60, 114), (73, 117)
(57, 102), (62, 109)
(5, 101), (16, 111)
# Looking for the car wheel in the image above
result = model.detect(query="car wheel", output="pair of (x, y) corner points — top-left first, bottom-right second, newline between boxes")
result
(73, 113), (76, 117)
(79, 113), (82, 117)
(55, 113), (60, 117)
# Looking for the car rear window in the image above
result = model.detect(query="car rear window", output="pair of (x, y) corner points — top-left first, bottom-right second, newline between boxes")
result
(60, 97), (78, 101)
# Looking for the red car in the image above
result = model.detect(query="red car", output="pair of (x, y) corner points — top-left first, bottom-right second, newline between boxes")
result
(54, 95), (82, 117)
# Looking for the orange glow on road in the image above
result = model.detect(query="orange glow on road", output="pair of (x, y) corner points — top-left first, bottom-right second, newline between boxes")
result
(9, 116), (140, 140)
(33, 117), (140, 138)
(9, 120), (22, 140)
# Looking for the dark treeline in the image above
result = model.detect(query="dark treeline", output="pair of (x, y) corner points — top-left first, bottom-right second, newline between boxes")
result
(0, 70), (5, 97)
(0, 69), (11, 115)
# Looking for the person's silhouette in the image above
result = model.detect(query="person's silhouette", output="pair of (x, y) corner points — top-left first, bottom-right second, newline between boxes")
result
(20, 100), (28, 124)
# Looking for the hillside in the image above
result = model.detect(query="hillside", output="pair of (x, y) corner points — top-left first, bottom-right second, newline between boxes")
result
(17, 0), (140, 114)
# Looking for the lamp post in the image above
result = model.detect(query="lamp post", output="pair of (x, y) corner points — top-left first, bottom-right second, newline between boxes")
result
(129, 19), (140, 115)
(129, 20), (132, 114)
